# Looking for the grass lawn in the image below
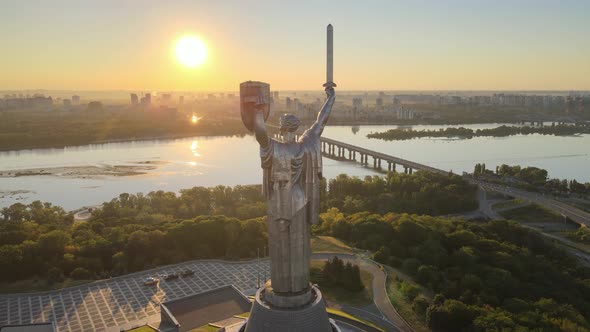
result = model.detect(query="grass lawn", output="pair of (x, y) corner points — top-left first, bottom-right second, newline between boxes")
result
(386, 271), (430, 332)
(560, 228), (590, 250)
(0, 278), (93, 294)
(311, 236), (354, 254)
(492, 198), (524, 210)
(500, 204), (564, 223)
(485, 190), (508, 200)
(310, 260), (373, 307)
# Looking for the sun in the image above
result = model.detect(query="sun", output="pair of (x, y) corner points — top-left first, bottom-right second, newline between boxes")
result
(175, 35), (207, 68)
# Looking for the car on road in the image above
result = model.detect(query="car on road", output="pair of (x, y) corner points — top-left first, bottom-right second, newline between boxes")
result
(164, 273), (179, 281)
(143, 277), (159, 286)
(180, 269), (194, 277)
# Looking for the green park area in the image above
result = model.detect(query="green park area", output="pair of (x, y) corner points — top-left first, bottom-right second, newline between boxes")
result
(310, 258), (373, 307)
(311, 236), (354, 254)
(386, 271), (430, 332)
(1, 171), (590, 330)
(500, 204), (565, 224)
(491, 198), (525, 211)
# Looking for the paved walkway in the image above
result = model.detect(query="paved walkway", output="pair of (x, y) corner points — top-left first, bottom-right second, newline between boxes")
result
(313, 253), (412, 332)
(0, 254), (411, 332)
(0, 259), (268, 332)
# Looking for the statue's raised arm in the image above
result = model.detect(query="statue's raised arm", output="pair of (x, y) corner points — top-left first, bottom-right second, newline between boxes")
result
(253, 109), (269, 148)
(303, 87), (335, 139)
(239, 81), (271, 148)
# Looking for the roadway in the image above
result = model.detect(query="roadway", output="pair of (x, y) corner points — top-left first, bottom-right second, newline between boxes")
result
(313, 253), (411, 332)
(319, 137), (590, 229)
(476, 181), (590, 227)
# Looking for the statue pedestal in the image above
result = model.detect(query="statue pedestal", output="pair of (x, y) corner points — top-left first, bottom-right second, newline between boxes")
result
(261, 280), (313, 309)
(243, 284), (336, 332)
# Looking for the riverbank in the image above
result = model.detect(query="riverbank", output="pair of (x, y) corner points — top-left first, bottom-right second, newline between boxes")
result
(367, 124), (590, 141)
(0, 162), (166, 179)
(0, 131), (249, 153)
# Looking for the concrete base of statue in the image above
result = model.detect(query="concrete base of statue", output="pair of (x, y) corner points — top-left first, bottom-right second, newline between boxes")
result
(242, 283), (337, 332)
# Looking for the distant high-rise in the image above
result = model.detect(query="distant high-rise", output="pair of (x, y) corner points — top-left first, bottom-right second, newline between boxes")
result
(293, 98), (301, 112)
(63, 99), (71, 107)
(376, 98), (383, 107)
(273, 91), (279, 101)
(130, 93), (139, 105)
(72, 95), (80, 105)
(286, 97), (292, 110)
(140, 93), (151, 107)
(352, 97), (363, 108)
(565, 96), (575, 114)
(179, 96), (184, 105)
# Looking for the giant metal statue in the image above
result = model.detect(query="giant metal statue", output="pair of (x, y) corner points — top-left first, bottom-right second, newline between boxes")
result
(240, 25), (337, 332)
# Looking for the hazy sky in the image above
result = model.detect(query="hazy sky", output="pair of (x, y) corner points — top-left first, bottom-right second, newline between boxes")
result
(1, 0), (589, 91)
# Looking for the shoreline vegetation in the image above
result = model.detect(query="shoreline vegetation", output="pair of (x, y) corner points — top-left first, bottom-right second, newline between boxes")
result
(1, 104), (584, 153)
(0, 108), (249, 152)
(1, 174), (589, 330)
(367, 124), (590, 141)
(0, 172), (477, 291)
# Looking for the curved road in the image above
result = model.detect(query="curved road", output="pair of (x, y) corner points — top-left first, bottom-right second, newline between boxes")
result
(477, 181), (590, 227)
(314, 253), (413, 332)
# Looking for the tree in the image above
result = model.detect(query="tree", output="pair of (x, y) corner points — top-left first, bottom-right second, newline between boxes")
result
(399, 280), (420, 301)
(412, 296), (430, 317)
(38, 230), (70, 259)
(47, 267), (63, 284)
(70, 267), (92, 280)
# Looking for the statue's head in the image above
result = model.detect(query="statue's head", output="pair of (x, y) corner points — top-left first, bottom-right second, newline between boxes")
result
(279, 113), (300, 142)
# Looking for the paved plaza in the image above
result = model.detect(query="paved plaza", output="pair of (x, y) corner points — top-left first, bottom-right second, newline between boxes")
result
(0, 259), (270, 332)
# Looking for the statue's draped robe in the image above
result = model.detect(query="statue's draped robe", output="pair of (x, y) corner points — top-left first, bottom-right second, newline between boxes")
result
(260, 127), (322, 294)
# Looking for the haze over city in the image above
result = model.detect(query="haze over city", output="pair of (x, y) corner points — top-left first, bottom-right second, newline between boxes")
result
(1, 0), (590, 91)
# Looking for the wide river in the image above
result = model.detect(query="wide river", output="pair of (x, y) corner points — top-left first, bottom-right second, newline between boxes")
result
(1, 124), (588, 210)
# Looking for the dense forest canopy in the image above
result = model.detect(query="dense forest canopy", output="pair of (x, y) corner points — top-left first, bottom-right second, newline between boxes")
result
(324, 172), (478, 216)
(0, 172), (476, 283)
(474, 163), (590, 195)
(2, 171), (588, 330)
(318, 210), (590, 331)
(0, 107), (248, 151)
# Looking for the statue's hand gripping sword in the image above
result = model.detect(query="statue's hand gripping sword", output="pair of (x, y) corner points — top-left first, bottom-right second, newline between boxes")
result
(323, 24), (337, 89)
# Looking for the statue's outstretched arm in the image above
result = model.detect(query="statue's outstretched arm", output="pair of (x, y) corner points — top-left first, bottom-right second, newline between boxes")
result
(309, 88), (335, 137)
(253, 109), (269, 148)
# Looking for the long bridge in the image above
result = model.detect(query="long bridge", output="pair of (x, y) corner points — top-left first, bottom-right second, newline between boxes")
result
(320, 137), (447, 175)
(317, 136), (590, 229)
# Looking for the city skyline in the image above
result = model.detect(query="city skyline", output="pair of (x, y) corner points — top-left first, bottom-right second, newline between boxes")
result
(1, 0), (589, 91)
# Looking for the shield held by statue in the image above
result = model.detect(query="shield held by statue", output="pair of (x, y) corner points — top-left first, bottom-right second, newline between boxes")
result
(240, 81), (271, 132)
